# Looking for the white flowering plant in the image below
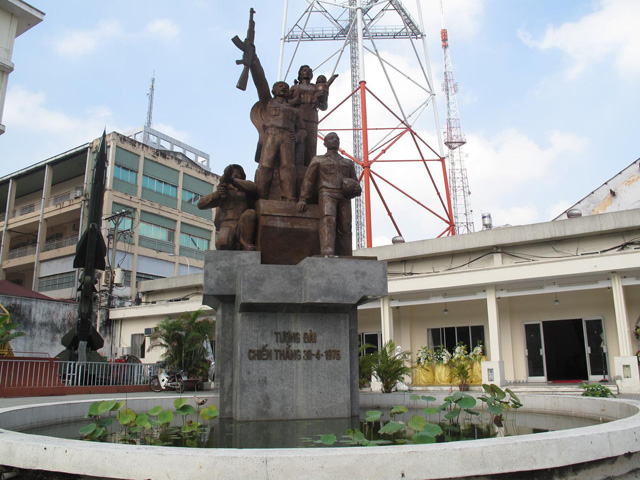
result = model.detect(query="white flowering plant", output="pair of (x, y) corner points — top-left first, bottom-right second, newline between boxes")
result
(452, 341), (468, 361)
(433, 345), (452, 365)
(416, 346), (434, 366)
(469, 341), (484, 362)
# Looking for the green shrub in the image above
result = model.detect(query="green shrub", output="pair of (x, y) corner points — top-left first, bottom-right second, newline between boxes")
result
(371, 340), (411, 393)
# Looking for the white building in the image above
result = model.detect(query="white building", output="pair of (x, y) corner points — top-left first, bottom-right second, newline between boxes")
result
(0, 0), (44, 135)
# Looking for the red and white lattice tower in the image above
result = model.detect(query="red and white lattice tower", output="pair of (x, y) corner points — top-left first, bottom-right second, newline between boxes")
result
(279, 0), (455, 248)
(440, 4), (474, 234)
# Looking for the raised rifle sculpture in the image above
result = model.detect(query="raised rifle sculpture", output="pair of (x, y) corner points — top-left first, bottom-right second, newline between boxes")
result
(232, 8), (256, 91)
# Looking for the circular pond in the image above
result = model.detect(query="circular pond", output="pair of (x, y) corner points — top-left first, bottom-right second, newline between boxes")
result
(1, 392), (639, 479)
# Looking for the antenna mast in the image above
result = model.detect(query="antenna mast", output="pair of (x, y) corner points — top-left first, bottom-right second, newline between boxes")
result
(146, 72), (155, 128)
(441, 2), (474, 234)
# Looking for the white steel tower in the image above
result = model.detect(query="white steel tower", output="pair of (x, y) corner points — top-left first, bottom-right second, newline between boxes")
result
(440, 5), (474, 234)
(279, 0), (454, 248)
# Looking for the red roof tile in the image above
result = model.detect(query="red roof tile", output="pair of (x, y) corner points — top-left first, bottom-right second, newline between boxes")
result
(0, 280), (75, 302)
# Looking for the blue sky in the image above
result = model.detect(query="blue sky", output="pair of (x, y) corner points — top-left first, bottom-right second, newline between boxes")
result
(1, 0), (638, 245)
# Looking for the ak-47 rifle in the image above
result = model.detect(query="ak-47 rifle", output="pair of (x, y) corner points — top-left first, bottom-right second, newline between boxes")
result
(232, 8), (256, 91)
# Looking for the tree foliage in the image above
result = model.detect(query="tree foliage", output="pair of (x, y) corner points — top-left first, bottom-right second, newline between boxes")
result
(371, 340), (412, 393)
(148, 310), (214, 379)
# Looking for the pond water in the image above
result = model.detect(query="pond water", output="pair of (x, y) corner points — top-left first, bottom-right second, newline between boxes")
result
(21, 408), (606, 449)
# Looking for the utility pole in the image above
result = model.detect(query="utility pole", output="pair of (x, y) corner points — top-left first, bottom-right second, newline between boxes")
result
(104, 209), (131, 308)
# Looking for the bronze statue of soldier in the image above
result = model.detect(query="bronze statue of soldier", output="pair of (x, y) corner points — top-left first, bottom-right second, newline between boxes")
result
(289, 66), (338, 167)
(198, 164), (257, 251)
(248, 55), (306, 201)
(296, 132), (361, 256)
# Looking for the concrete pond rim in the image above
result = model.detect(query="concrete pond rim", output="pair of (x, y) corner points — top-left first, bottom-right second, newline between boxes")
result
(1, 393), (640, 480)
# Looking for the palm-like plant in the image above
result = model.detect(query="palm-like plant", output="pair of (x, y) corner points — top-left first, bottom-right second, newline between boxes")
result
(371, 340), (412, 393)
(0, 307), (24, 357)
(148, 310), (215, 379)
(358, 343), (377, 388)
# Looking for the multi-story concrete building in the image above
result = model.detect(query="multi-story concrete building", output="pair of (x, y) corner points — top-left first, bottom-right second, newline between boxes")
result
(0, 0), (44, 135)
(0, 128), (218, 305)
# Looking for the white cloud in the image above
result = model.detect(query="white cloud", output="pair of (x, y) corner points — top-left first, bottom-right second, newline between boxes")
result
(415, 0), (485, 41)
(144, 19), (180, 39)
(153, 122), (189, 142)
(464, 128), (589, 226)
(54, 18), (181, 58)
(466, 129), (588, 198)
(3, 85), (117, 157)
(54, 20), (123, 57)
(518, 0), (640, 78)
(547, 200), (573, 220)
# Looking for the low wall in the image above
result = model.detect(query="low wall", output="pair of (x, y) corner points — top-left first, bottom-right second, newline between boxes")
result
(0, 393), (639, 480)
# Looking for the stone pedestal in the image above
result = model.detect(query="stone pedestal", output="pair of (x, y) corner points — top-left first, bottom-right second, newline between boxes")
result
(614, 356), (640, 394)
(481, 360), (505, 387)
(203, 250), (387, 421)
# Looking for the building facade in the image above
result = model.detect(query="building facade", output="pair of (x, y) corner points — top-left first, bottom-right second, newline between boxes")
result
(0, 0), (44, 135)
(355, 208), (640, 392)
(0, 130), (219, 305)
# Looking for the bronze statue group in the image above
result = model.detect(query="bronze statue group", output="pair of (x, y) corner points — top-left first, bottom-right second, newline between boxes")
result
(198, 24), (361, 260)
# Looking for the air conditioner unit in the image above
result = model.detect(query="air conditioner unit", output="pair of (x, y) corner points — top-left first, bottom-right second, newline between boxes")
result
(74, 190), (83, 199)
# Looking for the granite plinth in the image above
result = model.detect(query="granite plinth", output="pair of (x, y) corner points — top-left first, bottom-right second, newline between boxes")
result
(203, 250), (387, 421)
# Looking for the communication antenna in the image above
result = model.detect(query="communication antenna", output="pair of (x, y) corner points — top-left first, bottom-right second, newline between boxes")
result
(146, 72), (155, 128)
(279, 0), (455, 248)
(440, 1), (474, 234)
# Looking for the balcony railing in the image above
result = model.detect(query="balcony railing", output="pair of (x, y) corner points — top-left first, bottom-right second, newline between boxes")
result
(10, 203), (40, 219)
(49, 187), (84, 207)
(7, 244), (37, 259)
(43, 234), (77, 252)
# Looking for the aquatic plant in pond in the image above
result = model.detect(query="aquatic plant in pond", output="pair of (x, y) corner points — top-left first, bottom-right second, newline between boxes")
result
(79, 398), (219, 446)
(75, 385), (531, 448)
(580, 382), (616, 398)
(305, 384), (525, 446)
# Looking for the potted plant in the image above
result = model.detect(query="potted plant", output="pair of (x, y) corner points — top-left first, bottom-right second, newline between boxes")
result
(468, 341), (484, 384)
(414, 346), (434, 385)
(433, 345), (452, 385)
(371, 340), (412, 393)
(451, 342), (470, 390)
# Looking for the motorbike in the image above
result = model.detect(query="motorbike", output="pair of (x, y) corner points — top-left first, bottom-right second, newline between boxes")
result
(149, 363), (187, 393)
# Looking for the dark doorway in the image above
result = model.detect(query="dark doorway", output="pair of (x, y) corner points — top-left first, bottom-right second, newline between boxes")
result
(542, 319), (588, 381)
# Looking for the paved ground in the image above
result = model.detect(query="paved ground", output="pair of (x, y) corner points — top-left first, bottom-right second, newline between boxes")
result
(0, 390), (218, 409)
(2, 388), (639, 409)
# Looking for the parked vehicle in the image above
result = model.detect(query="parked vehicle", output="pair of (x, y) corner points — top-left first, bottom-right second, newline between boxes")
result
(149, 363), (187, 393)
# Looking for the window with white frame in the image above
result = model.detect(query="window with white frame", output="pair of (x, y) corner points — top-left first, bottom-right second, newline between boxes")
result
(142, 175), (177, 198)
(114, 165), (138, 184)
(180, 232), (209, 251)
(139, 221), (174, 243)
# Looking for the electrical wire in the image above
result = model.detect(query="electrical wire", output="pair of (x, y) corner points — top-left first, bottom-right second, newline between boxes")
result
(385, 235), (640, 277)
